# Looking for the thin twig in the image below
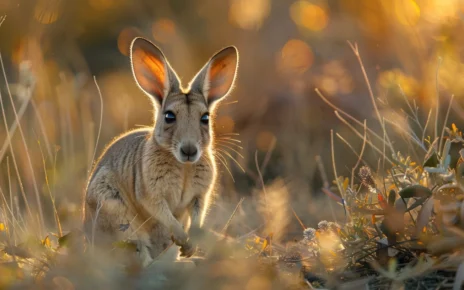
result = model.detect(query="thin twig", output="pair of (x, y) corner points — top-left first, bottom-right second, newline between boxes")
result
(290, 206), (306, 230)
(259, 135), (276, 178)
(220, 197), (245, 235)
(398, 85), (423, 132)
(1, 53), (45, 235)
(315, 88), (395, 155)
(422, 108), (433, 144)
(331, 130), (348, 221)
(0, 93), (33, 162)
(336, 133), (368, 168)
(31, 99), (53, 162)
(383, 117), (426, 151)
(439, 94), (454, 154)
(334, 111), (394, 165)
(37, 139), (62, 236)
(90, 76), (104, 172)
(0, 15), (6, 27)
(351, 120), (367, 189)
(435, 57), (442, 151)
(0, 55), (34, 227)
(315, 155), (337, 222)
(347, 41), (394, 155)
(255, 151), (269, 223)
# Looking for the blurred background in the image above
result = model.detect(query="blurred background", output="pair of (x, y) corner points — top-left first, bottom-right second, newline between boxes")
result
(0, 0), (463, 243)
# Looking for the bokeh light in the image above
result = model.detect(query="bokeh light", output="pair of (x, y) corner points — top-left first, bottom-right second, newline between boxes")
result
(277, 39), (313, 75)
(256, 131), (275, 152)
(315, 60), (355, 96)
(117, 27), (142, 56)
(377, 69), (419, 97)
(229, 0), (271, 30)
(290, 0), (328, 31)
(215, 116), (236, 135)
(3, 1), (464, 288)
(152, 18), (177, 44)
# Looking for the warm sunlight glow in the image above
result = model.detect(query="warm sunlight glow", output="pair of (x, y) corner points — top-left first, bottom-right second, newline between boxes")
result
(34, 0), (62, 24)
(216, 116), (235, 135)
(256, 131), (275, 152)
(152, 18), (177, 44)
(117, 27), (141, 56)
(229, 0), (271, 30)
(394, 0), (421, 26)
(422, 0), (459, 23)
(277, 39), (313, 75)
(290, 1), (328, 31)
(89, 0), (118, 10)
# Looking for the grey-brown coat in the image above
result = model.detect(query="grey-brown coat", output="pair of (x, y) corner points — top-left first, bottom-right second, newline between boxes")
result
(83, 37), (238, 266)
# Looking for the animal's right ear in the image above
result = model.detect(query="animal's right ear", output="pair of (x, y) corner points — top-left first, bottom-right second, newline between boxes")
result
(130, 37), (180, 105)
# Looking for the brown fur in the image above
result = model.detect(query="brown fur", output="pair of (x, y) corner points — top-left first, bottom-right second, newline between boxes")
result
(83, 37), (238, 266)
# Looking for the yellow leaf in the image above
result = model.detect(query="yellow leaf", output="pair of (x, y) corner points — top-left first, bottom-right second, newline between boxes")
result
(255, 237), (260, 244)
(0, 222), (6, 232)
(42, 236), (51, 247)
(452, 123), (458, 133)
(342, 177), (349, 191)
(261, 239), (268, 251)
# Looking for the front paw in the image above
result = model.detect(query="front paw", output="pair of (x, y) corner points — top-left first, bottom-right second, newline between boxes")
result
(179, 241), (196, 257)
(171, 227), (197, 257)
(171, 227), (189, 247)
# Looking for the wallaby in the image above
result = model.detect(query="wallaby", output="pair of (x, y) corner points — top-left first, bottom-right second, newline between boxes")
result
(83, 37), (239, 266)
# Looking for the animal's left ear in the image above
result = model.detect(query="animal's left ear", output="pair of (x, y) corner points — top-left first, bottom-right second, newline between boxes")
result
(189, 46), (239, 107)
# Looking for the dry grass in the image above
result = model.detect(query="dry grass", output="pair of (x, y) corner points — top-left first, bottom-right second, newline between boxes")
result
(2, 2), (464, 290)
(0, 46), (463, 290)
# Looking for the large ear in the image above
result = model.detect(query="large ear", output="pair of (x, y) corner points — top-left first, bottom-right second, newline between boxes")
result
(130, 37), (180, 105)
(189, 46), (239, 107)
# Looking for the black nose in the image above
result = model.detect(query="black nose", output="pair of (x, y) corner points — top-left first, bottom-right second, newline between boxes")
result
(180, 143), (198, 158)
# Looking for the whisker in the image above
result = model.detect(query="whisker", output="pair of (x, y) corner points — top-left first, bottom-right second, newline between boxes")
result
(214, 152), (235, 182)
(218, 133), (240, 136)
(215, 139), (243, 149)
(200, 154), (214, 172)
(222, 100), (239, 106)
(215, 143), (244, 159)
(215, 148), (245, 173)
(217, 137), (241, 143)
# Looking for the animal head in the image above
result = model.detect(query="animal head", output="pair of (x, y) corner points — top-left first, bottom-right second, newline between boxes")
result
(130, 37), (238, 164)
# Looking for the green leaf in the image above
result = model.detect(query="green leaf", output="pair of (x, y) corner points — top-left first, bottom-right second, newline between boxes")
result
(399, 185), (432, 199)
(42, 235), (51, 247)
(58, 232), (73, 248)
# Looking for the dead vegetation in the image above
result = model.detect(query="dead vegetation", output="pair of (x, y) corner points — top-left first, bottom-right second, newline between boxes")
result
(2, 1), (464, 290)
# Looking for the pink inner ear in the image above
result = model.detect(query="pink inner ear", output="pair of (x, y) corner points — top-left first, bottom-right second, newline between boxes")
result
(207, 54), (236, 101)
(133, 49), (166, 99)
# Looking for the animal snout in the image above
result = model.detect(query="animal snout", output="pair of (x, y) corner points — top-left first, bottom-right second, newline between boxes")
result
(180, 143), (198, 159)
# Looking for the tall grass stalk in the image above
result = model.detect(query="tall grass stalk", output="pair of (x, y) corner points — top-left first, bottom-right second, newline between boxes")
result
(0, 53), (44, 235)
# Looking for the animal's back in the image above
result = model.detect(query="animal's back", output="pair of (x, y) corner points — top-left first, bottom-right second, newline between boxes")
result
(83, 128), (154, 244)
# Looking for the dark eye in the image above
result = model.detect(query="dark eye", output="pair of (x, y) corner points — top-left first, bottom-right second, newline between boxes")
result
(164, 111), (176, 124)
(201, 113), (209, 125)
